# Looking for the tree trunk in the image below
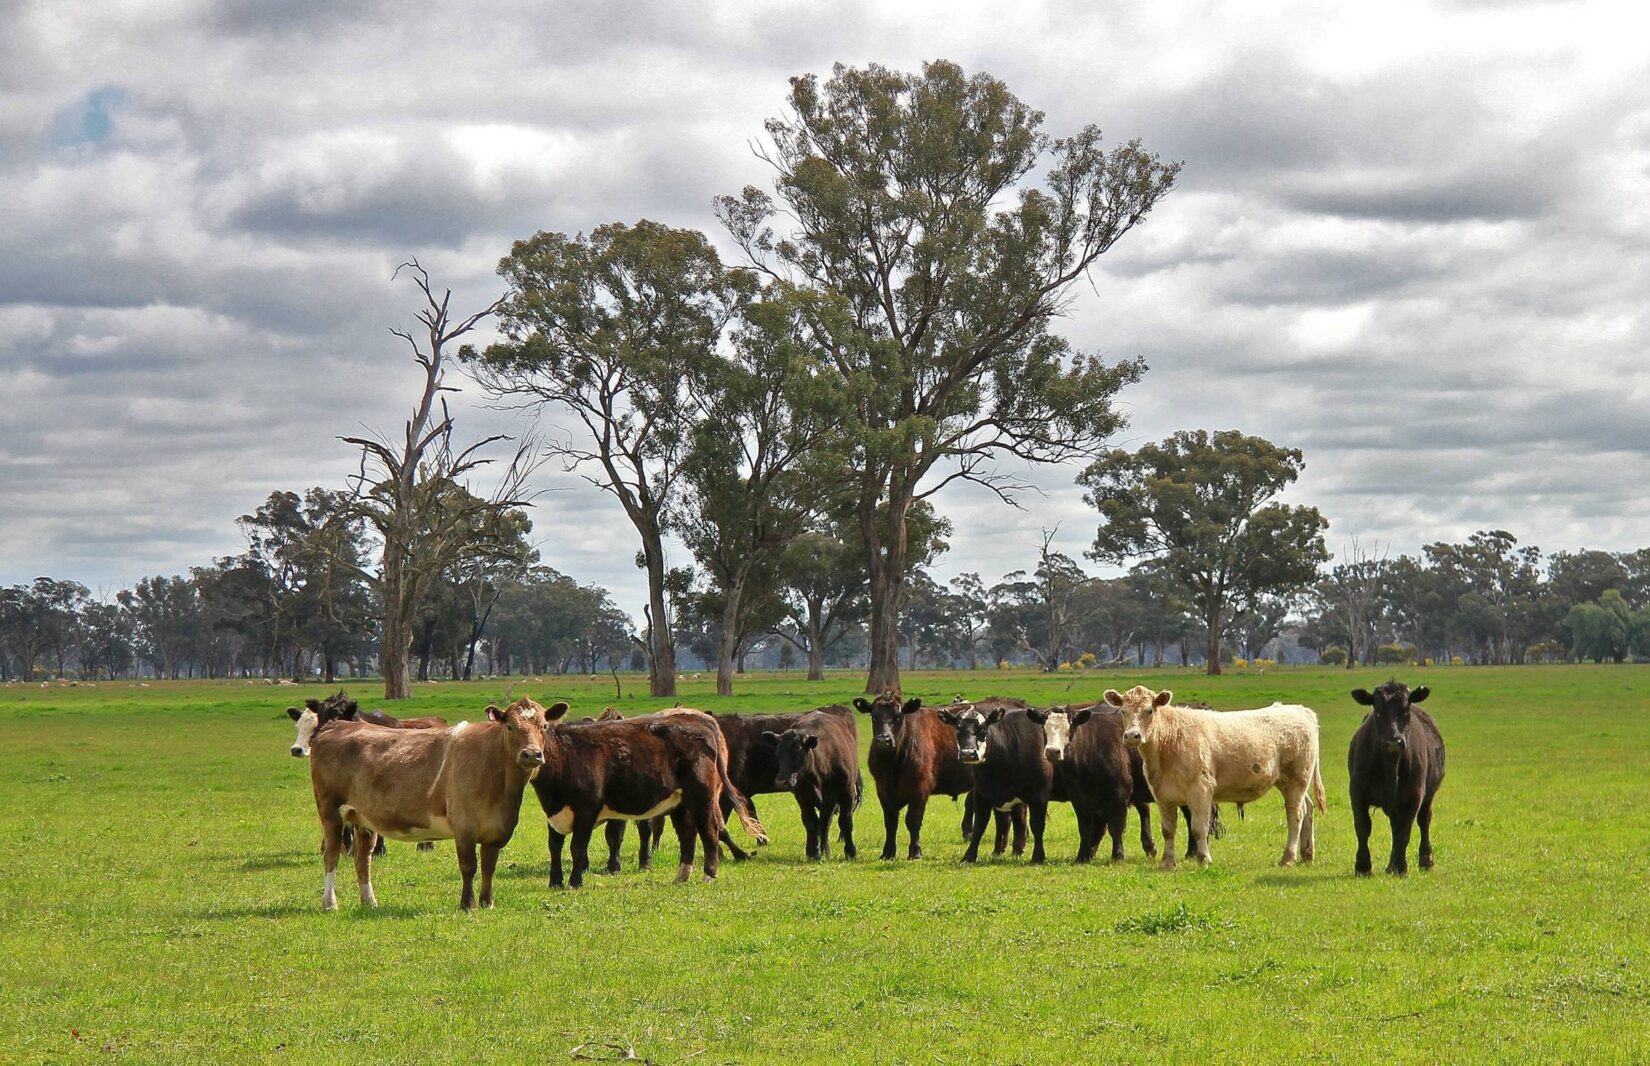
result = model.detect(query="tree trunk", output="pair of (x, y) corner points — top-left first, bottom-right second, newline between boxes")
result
(1205, 617), (1222, 676)
(641, 530), (677, 698)
(323, 653), (335, 684)
(716, 575), (745, 697)
(806, 637), (825, 681)
(380, 563), (415, 699)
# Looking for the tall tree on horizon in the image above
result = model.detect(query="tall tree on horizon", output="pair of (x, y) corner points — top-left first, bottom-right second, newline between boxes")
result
(718, 59), (1179, 693)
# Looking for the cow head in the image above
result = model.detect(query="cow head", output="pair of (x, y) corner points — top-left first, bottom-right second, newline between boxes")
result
(759, 729), (818, 789)
(285, 691), (360, 757)
(1106, 686), (1172, 748)
(485, 697), (562, 771)
(1352, 681), (1429, 755)
(1025, 704), (1094, 762)
(854, 691), (920, 750)
(938, 703), (1005, 765)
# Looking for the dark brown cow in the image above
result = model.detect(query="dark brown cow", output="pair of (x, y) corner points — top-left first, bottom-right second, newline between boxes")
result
(714, 709), (815, 847)
(592, 709), (665, 873)
(1349, 681), (1446, 876)
(529, 706), (756, 888)
(1027, 704), (1156, 862)
(757, 707), (862, 861)
(856, 691), (1026, 861)
(307, 697), (553, 911)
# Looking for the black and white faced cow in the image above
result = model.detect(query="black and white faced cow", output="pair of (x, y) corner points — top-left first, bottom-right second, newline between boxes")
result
(1349, 682), (1446, 876)
(1027, 704), (1154, 863)
(938, 705), (1053, 864)
(759, 707), (862, 861)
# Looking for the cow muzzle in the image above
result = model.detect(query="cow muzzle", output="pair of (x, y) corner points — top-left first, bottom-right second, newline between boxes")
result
(1045, 747), (1065, 761)
(1383, 738), (1406, 755)
(960, 749), (983, 765)
(781, 773), (801, 789)
(290, 746), (307, 758)
(1123, 730), (1143, 747)
(519, 748), (545, 767)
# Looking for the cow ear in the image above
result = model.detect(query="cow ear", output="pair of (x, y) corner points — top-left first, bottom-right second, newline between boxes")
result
(853, 698), (871, 713)
(803, 734), (819, 750)
(345, 700), (359, 715)
(1153, 690), (1173, 708)
(1103, 689), (1124, 707)
(985, 708), (1005, 726)
(545, 702), (570, 721)
(758, 730), (780, 748)
(304, 698), (324, 712)
(1351, 689), (1374, 706)
(1073, 708), (1092, 726)
(485, 704), (505, 722)
(901, 698), (923, 715)
(286, 706), (302, 721)
(937, 710), (958, 726)
(1409, 686), (1430, 704)
(1025, 708), (1047, 724)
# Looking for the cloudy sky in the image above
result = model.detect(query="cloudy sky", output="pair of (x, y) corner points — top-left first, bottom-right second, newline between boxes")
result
(3, 0), (1647, 613)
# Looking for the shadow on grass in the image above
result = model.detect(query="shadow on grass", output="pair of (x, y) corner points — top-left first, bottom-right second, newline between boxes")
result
(1249, 870), (1342, 888)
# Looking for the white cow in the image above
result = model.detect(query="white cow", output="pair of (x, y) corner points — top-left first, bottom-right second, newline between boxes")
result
(1107, 685), (1325, 870)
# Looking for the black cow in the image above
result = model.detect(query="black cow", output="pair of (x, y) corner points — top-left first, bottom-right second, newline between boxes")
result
(714, 710), (816, 854)
(939, 704), (1054, 864)
(1349, 681), (1446, 876)
(1027, 704), (1155, 862)
(758, 708), (862, 861)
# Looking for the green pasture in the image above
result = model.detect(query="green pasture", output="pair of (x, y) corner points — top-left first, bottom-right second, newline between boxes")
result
(1, 666), (1647, 1063)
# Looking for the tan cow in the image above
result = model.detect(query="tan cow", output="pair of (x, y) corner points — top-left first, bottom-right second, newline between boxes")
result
(307, 697), (556, 911)
(1106, 686), (1325, 870)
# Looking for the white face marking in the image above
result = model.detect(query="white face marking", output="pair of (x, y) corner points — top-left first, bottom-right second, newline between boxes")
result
(1042, 712), (1072, 759)
(290, 709), (318, 757)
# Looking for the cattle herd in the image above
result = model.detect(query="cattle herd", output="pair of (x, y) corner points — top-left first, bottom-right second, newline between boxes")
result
(285, 679), (1446, 911)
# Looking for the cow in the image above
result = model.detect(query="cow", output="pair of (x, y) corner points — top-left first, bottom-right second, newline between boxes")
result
(1349, 681), (1446, 876)
(1026, 704), (1156, 862)
(756, 707), (862, 861)
(529, 705), (760, 888)
(1108, 685), (1325, 870)
(714, 709), (817, 846)
(287, 691), (448, 855)
(306, 697), (553, 910)
(937, 704), (1054, 864)
(591, 709), (665, 873)
(856, 690), (1026, 861)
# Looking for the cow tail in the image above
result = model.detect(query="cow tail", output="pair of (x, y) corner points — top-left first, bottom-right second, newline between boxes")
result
(715, 739), (768, 846)
(853, 769), (864, 812)
(1312, 757), (1327, 813)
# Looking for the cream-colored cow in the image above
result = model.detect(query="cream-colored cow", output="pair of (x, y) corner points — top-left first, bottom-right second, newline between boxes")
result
(1106, 685), (1325, 870)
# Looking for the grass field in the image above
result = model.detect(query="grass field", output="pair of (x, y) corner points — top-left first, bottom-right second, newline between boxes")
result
(2, 665), (1647, 1064)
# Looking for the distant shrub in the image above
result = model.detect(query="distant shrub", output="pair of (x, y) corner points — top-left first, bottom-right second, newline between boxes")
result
(1057, 661), (1073, 672)
(997, 660), (1009, 670)
(1231, 657), (1248, 669)
(1320, 646), (1348, 666)
(1450, 656), (1464, 666)
(1077, 652), (1097, 669)
(1252, 658), (1276, 671)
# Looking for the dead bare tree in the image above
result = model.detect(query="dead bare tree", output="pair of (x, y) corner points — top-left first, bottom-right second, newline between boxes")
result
(341, 260), (539, 699)
(1315, 539), (1389, 670)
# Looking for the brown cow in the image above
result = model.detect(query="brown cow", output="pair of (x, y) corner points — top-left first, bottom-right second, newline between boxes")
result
(857, 691), (1026, 860)
(307, 697), (554, 910)
(591, 708), (665, 872)
(286, 690), (446, 757)
(529, 704), (758, 887)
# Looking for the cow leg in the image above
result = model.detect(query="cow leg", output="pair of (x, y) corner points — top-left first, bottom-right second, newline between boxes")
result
(602, 820), (625, 874)
(1073, 808), (1095, 864)
(818, 797), (836, 860)
(1278, 781), (1307, 867)
(960, 796), (974, 842)
(905, 796), (929, 860)
(1107, 800), (1128, 863)
(1352, 801), (1374, 876)
(992, 802), (1010, 857)
(1012, 805), (1028, 856)
(715, 792), (751, 862)
(416, 841), (435, 852)
(698, 804), (720, 882)
(798, 800), (823, 861)
(881, 798), (901, 861)
(1300, 791), (1317, 863)
(960, 802), (992, 864)
(837, 786), (857, 860)
(1386, 805), (1416, 876)
(352, 828), (379, 907)
(319, 804), (345, 911)
(478, 842), (501, 909)
(671, 808), (697, 884)
(547, 828), (566, 890)
(1136, 802), (1157, 858)
(1028, 802), (1048, 864)
(1417, 796), (1436, 871)
(456, 836), (479, 911)
(636, 818), (654, 871)
(1157, 801), (1179, 871)
(569, 815), (597, 889)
